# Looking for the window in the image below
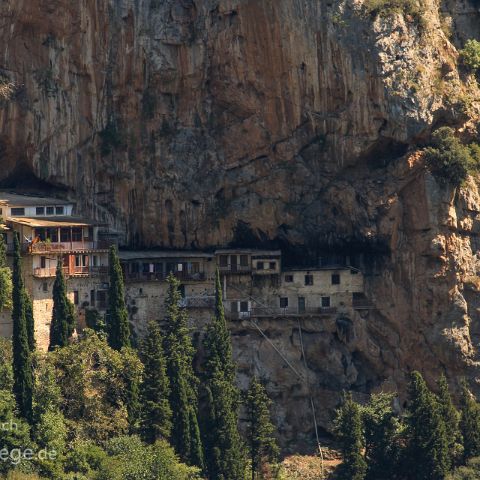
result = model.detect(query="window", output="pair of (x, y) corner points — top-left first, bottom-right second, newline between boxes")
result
(305, 275), (313, 286)
(240, 255), (249, 267)
(55, 206), (64, 215)
(321, 296), (331, 308)
(280, 297), (289, 308)
(285, 274), (294, 283)
(40, 256), (46, 268)
(331, 274), (340, 285)
(142, 263), (150, 273)
(257, 262), (264, 270)
(73, 291), (79, 305)
(350, 269), (358, 275)
(42, 282), (48, 292)
(35, 228), (46, 241)
(269, 262), (276, 270)
(240, 301), (249, 312)
(46, 206), (54, 215)
(47, 228), (58, 242)
(230, 301), (238, 313)
(219, 255), (228, 267)
(92, 255), (98, 267)
(131, 262), (140, 274)
(90, 290), (95, 306)
(96, 291), (107, 309)
(36, 206), (45, 215)
(139, 288), (143, 295)
(60, 228), (71, 242)
(71, 228), (82, 242)
(11, 207), (25, 216)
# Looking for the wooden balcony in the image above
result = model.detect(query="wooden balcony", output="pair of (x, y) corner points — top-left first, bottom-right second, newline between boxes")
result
(218, 264), (251, 274)
(227, 306), (338, 319)
(124, 271), (208, 283)
(33, 266), (108, 278)
(27, 240), (112, 254)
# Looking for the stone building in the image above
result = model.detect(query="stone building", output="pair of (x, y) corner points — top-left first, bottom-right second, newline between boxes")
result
(0, 192), (112, 349)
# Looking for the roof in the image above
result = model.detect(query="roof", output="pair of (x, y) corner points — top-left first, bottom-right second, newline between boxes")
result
(119, 250), (214, 261)
(0, 192), (72, 207)
(7, 216), (98, 227)
(283, 266), (359, 272)
(215, 249), (282, 256)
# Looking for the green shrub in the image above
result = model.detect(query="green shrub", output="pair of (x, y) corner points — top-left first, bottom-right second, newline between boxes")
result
(447, 457), (480, 479)
(460, 39), (480, 73)
(364, 0), (422, 19)
(423, 127), (480, 186)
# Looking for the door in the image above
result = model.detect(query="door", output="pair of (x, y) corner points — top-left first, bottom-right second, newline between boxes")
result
(230, 255), (238, 272)
(298, 297), (306, 314)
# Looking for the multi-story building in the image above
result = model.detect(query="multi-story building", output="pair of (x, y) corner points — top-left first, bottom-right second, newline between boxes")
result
(0, 192), (112, 348)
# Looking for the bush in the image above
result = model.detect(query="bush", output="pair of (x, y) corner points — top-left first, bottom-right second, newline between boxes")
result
(423, 127), (480, 186)
(364, 0), (422, 19)
(460, 39), (480, 73)
(447, 457), (480, 479)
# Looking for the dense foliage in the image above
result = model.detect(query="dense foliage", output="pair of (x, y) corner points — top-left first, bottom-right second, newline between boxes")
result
(423, 127), (480, 186)
(333, 372), (480, 480)
(460, 39), (480, 73)
(363, 0), (423, 22)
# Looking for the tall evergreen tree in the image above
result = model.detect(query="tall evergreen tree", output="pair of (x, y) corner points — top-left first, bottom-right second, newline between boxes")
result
(24, 291), (35, 351)
(140, 320), (172, 443)
(202, 269), (245, 480)
(163, 273), (204, 470)
(362, 393), (401, 480)
(405, 371), (450, 480)
(437, 375), (461, 466)
(49, 260), (75, 350)
(459, 380), (480, 461)
(334, 393), (367, 480)
(11, 232), (33, 421)
(245, 377), (279, 480)
(107, 245), (130, 350)
(0, 234), (12, 312)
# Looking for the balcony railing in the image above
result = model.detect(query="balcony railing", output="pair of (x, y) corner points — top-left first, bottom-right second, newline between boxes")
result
(27, 240), (112, 254)
(227, 306), (338, 319)
(180, 296), (216, 309)
(124, 271), (208, 283)
(218, 264), (251, 274)
(33, 266), (108, 278)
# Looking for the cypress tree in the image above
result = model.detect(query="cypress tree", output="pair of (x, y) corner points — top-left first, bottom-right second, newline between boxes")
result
(49, 260), (75, 350)
(202, 268), (245, 480)
(107, 245), (130, 350)
(437, 375), (461, 466)
(11, 232), (33, 421)
(24, 291), (35, 351)
(163, 273), (204, 469)
(405, 371), (449, 480)
(0, 234), (12, 313)
(459, 380), (480, 460)
(362, 393), (401, 480)
(245, 377), (279, 480)
(334, 393), (367, 480)
(140, 320), (172, 443)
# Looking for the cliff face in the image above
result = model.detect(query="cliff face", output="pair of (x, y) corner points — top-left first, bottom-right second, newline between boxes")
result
(1, 0), (480, 448)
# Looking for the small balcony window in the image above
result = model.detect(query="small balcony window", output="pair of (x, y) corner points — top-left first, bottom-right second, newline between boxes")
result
(269, 262), (276, 270)
(55, 206), (64, 215)
(305, 275), (314, 286)
(240, 301), (249, 312)
(46, 206), (54, 215)
(71, 228), (82, 242)
(257, 262), (264, 270)
(240, 255), (249, 267)
(219, 255), (228, 267)
(36, 207), (45, 215)
(321, 296), (331, 308)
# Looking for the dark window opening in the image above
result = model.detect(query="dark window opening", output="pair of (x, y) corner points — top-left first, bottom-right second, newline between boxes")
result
(60, 228), (71, 242)
(257, 262), (264, 270)
(269, 262), (276, 270)
(280, 297), (289, 308)
(240, 301), (249, 312)
(36, 207), (45, 215)
(46, 206), (54, 215)
(219, 255), (228, 267)
(285, 274), (294, 283)
(11, 207), (25, 216)
(71, 228), (82, 242)
(55, 206), (64, 215)
(73, 291), (79, 305)
(305, 275), (314, 286)
(331, 274), (340, 285)
(240, 255), (249, 267)
(42, 282), (48, 292)
(321, 296), (331, 308)
(40, 256), (46, 268)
